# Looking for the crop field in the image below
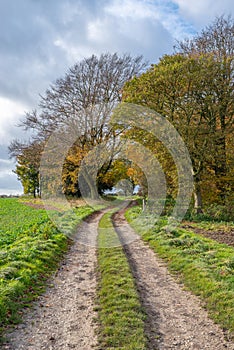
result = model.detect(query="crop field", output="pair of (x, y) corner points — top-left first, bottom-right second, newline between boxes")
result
(0, 198), (93, 335)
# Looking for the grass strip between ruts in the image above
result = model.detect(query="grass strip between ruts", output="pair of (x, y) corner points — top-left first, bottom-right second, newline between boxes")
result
(96, 211), (147, 349)
(125, 206), (234, 338)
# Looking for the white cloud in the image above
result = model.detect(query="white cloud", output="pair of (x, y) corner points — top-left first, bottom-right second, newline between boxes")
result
(0, 188), (23, 195)
(105, 0), (154, 19)
(0, 169), (14, 178)
(0, 159), (12, 165)
(105, 0), (196, 39)
(0, 97), (29, 145)
(53, 1), (175, 65)
(0, 156), (23, 195)
(174, 0), (234, 28)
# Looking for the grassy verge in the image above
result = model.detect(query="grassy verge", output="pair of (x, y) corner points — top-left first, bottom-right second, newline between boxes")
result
(181, 220), (234, 231)
(97, 211), (147, 349)
(0, 198), (94, 339)
(125, 206), (234, 337)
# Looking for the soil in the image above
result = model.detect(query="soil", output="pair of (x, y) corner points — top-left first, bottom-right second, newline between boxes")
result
(21, 202), (61, 211)
(20, 198), (86, 211)
(3, 207), (234, 350)
(182, 223), (234, 247)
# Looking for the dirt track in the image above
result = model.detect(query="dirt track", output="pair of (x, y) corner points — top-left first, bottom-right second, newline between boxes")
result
(3, 207), (234, 350)
(3, 211), (104, 350)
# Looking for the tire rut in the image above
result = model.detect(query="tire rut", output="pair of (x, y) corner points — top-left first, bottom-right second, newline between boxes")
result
(2, 210), (106, 350)
(112, 209), (234, 350)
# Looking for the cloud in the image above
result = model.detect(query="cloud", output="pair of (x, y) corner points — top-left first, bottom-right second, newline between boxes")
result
(0, 153), (23, 194)
(52, 0), (199, 68)
(0, 158), (13, 178)
(0, 0), (233, 194)
(174, 0), (234, 29)
(105, 0), (196, 39)
(0, 0), (70, 105)
(0, 0), (196, 108)
(0, 0), (232, 115)
(50, 0), (182, 64)
(0, 97), (30, 145)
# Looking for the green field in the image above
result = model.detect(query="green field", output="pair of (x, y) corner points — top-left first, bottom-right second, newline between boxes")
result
(0, 198), (93, 337)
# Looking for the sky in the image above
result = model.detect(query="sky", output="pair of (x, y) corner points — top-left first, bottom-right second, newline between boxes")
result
(0, 0), (233, 195)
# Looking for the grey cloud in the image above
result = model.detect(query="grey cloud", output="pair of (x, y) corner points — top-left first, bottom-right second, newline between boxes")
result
(0, 0), (175, 107)
(89, 15), (173, 61)
(0, 173), (23, 193)
(0, 147), (16, 176)
(0, 146), (10, 160)
(0, 146), (22, 194)
(0, 159), (14, 174)
(0, 0), (76, 104)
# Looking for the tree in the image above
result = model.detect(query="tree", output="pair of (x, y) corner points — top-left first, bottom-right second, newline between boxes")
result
(97, 158), (134, 194)
(10, 53), (147, 197)
(177, 15), (234, 201)
(122, 48), (233, 212)
(22, 53), (146, 139)
(9, 140), (43, 197)
(14, 159), (39, 198)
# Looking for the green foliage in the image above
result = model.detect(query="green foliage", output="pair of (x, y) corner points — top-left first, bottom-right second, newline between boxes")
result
(185, 203), (234, 222)
(9, 141), (43, 198)
(53, 206), (94, 237)
(97, 212), (146, 349)
(97, 159), (134, 194)
(125, 206), (234, 336)
(14, 161), (39, 197)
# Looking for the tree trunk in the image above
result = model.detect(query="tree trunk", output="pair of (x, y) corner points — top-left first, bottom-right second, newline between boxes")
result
(80, 167), (99, 200)
(214, 134), (227, 202)
(194, 179), (203, 214)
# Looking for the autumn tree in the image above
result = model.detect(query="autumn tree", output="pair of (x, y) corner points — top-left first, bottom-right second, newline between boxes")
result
(10, 53), (147, 197)
(123, 18), (233, 212)
(177, 15), (234, 201)
(97, 158), (135, 194)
